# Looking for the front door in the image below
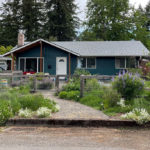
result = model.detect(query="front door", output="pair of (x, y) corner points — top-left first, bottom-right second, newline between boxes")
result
(56, 57), (67, 75)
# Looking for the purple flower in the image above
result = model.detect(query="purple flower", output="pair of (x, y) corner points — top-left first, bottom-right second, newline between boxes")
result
(123, 70), (126, 75)
(112, 77), (115, 82)
(119, 73), (122, 78)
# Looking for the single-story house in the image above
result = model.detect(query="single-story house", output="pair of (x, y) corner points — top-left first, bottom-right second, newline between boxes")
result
(3, 34), (150, 75)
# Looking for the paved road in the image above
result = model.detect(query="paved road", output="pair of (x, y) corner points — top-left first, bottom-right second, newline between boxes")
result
(0, 127), (150, 150)
(42, 91), (109, 120)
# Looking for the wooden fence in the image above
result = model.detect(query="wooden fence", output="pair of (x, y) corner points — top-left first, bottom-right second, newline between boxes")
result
(0, 74), (114, 96)
(80, 75), (114, 97)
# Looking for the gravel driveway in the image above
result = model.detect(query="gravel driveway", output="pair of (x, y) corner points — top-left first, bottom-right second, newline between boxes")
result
(0, 127), (150, 150)
(41, 91), (108, 120)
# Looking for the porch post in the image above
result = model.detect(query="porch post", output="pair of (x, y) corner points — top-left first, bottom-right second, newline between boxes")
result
(11, 53), (14, 71)
(40, 41), (43, 72)
(69, 53), (71, 76)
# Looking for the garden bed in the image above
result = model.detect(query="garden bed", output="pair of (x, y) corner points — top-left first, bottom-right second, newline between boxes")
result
(57, 69), (150, 125)
(0, 86), (60, 126)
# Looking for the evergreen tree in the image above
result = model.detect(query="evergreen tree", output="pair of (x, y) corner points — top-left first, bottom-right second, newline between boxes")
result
(21, 0), (45, 41)
(0, 0), (21, 46)
(82, 0), (132, 41)
(45, 0), (79, 41)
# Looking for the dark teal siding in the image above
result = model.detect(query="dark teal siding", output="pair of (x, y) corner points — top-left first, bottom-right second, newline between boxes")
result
(44, 43), (69, 75)
(16, 43), (120, 75)
(85, 57), (119, 75)
(17, 43), (77, 75)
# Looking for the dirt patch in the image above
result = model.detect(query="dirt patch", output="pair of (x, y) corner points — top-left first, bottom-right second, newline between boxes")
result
(0, 127), (150, 150)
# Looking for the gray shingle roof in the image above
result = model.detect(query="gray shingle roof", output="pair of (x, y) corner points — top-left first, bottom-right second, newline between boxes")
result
(52, 41), (149, 57)
(3, 39), (149, 57)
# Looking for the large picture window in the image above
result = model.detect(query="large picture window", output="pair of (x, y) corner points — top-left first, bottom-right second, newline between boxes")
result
(78, 57), (96, 69)
(115, 57), (138, 69)
(19, 57), (44, 73)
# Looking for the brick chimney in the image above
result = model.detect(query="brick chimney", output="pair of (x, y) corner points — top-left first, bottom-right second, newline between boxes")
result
(18, 33), (24, 47)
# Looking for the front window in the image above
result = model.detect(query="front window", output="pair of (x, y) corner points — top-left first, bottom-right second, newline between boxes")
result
(78, 57), (96, 69)
(116, 58), (126, 69)
(116, 57), (138, 69)
(19, 57), (44, 73)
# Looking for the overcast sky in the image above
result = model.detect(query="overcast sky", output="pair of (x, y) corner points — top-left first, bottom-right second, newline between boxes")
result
(0, 0), (150, 20)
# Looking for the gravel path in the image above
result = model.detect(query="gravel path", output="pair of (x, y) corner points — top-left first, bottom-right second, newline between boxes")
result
(41, 90), (109, 120)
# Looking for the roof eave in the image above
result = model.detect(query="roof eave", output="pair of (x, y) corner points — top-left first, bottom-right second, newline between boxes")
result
(3, 39), (80, 57)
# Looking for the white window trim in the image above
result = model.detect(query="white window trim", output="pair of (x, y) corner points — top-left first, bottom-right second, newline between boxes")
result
(78, 57), (96, 69)
(115, 57), (138, 69)
(18, 57), (44, 73)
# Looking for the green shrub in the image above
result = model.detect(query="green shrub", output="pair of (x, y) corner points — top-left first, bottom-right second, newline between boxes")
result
(66, 91), (80, 101)
(85, 78), (100, 92)
(62, 82), (80, 92)
(113, 72), (144, 100)
(101, 87), (121, 109)
(59, 91), (68, 99)
(0, 100), (13, 125)
(131, 98), (150, 114)
(80, 95), (102, 109)
(103, 106), (132, 116)
(10, 99), (21, 115)
(19, 94), (56, 111)
(74, 69), (91, 76)
(59, 91), (80, 101)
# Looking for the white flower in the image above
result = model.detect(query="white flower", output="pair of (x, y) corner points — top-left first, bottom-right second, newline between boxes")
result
(36, 107), (52, 118)
(117, 98), (125, 107)
(53, 104), (60, 112)
(18, 108), (33, 118)
(121, 108), (150, 124)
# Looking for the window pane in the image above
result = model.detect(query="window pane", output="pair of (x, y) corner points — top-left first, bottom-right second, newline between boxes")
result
(78, 58), (86, 68)
(116, 58), (125, 68)
(26, 58), (37, 72)
(126, 57), (136, 68)
(87, 58), (96, 68)
(20, 59), (25, 72)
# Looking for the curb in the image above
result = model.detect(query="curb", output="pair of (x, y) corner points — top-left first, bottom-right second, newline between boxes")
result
(7, 118), (150, 128)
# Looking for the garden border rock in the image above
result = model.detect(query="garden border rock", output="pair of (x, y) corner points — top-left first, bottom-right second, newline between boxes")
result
(7, 118), (150, 128)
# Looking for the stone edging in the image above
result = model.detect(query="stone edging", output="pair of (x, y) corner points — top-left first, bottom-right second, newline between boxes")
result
(7, 118), (150, 128)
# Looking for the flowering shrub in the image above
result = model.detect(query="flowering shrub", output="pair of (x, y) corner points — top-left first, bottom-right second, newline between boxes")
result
(18, 108), (33, 118)
(36, 107), (52, 118)
(117, 98), (125, 108)
(113, 72), (144, 100)
(121, 108), (150, 124)
(53, 104), (60, 112)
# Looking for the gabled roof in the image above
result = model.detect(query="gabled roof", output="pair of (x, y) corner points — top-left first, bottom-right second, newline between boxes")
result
(3, 39), (80, 56)
(53, 41), (150, 57)
(3, 39), (150, 57)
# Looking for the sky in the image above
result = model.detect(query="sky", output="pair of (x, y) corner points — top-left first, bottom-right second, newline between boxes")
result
(0, 0), (150, 20)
